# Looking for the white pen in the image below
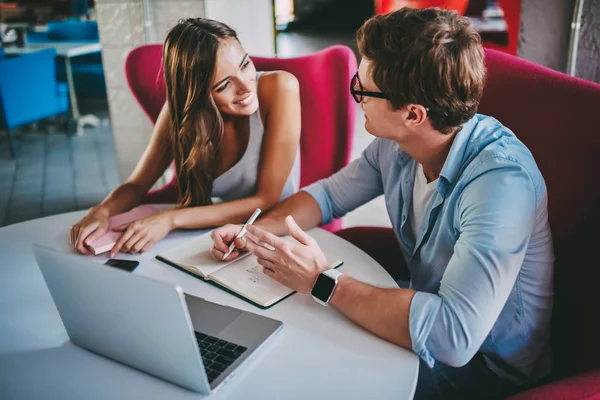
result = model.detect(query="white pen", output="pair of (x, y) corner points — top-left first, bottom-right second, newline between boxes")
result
(222, 208), (262, 260)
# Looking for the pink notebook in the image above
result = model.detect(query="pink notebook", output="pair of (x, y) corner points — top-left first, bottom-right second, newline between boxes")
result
(87, 205), (160, 255)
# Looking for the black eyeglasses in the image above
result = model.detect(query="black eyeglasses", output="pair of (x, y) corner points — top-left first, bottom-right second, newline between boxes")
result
(350, 72), (389, 103)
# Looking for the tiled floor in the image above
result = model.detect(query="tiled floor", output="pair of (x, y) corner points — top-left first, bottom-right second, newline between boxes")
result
(0, 116), (120, 227)
(0, 31), (391, 230)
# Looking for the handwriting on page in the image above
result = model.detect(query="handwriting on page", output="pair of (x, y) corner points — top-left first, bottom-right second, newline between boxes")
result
(245, 265), (261, 283)
(211, 259), (292, 306)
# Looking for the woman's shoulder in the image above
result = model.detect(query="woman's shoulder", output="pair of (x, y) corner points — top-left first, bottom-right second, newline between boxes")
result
(258, 70), (299, 89)
(257, 70), (299, 108)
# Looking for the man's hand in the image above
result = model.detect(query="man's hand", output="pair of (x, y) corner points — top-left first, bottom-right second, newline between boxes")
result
(210, 224), (246, 262)
(244, 216), (329, 293)
(109, 211), (175, 257)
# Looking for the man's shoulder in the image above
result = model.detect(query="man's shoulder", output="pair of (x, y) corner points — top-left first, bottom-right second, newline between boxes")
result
(468, 114), (538, 169)
(461, 114), (545, 195)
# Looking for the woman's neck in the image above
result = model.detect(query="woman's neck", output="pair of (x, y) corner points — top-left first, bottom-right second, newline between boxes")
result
(222, 114), (246, 133)
(222, 115), (245, 136)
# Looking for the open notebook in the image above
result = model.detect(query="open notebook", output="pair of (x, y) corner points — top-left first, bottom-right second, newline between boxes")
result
(156, 232), (343, 309)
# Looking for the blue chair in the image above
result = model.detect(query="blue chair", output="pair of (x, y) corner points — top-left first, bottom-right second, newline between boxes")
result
(0, 48), (71, 157)
(26, 20), (106, 99)
(47, 19), (99, 41)
(27, 20), (100, 42)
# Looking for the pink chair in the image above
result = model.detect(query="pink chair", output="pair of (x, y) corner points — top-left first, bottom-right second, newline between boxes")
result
(125, 44), (357, 232)
(336, 48), (600, 398)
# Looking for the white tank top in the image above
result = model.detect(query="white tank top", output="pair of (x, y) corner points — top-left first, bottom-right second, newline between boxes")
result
(211, 72), (301, 202)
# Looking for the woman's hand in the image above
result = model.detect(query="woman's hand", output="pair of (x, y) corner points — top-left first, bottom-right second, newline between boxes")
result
(71, 207), (110, 255)
(109, 210), (176, 257)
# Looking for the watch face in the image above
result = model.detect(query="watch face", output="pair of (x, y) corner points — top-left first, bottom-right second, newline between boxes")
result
(311, 273), (336, 302)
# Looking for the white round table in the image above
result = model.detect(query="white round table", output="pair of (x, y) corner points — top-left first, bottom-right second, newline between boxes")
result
(0, 210), (419, 399)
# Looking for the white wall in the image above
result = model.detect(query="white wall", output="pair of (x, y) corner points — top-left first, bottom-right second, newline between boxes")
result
(204, 0), (275, 56)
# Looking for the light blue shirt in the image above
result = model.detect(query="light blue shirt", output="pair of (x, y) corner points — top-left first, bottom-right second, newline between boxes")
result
(303, 115), (554, 385)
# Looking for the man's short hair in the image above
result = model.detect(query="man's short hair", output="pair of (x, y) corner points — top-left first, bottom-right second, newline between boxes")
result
(357, 7), (486, 134)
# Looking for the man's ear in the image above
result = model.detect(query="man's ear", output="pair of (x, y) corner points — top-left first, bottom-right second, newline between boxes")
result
(405, 104), (428, 126)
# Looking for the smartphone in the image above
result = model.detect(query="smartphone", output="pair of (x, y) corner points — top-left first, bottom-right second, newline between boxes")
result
(104, 259), (139, 272)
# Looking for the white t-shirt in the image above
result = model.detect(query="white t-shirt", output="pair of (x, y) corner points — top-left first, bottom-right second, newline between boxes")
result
(409, 163), (438, 240)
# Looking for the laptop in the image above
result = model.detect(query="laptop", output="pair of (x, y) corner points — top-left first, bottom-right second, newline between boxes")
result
(32, 245), (283, 394)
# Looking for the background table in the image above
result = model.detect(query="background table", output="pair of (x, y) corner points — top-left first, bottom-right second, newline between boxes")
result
(3, 41), (103, 135)
(0, 209), (419, 399)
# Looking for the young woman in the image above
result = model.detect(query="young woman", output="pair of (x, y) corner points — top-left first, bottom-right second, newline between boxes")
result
(70, 18), (301, 257)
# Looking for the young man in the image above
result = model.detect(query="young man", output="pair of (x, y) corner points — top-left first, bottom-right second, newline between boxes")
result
(210, 7), (554, 399)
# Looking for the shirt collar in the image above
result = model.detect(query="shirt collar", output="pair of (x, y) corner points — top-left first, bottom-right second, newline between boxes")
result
(395, 145), (412, 167)
(439, 115), (478, 186)
(394, 115), (479, 195)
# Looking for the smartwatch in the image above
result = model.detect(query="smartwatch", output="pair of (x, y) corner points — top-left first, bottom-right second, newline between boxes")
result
(311, 269), (343, 306)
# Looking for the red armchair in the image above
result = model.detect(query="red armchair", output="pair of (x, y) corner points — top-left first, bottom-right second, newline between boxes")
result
(337, 49), (600, 398)
(125, 44), (357, 232)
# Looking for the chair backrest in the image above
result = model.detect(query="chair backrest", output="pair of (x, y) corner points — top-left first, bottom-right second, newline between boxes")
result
(251, 46), (357, 189)
(479, 48), (600, 378)
(125, 44), (166, 124)
(125, 44), (357, 231)
(0, 48), (62, 129)
(47, 19), (99, 41)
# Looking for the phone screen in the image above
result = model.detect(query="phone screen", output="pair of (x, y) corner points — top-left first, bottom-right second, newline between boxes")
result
(104, 259), (139, 272)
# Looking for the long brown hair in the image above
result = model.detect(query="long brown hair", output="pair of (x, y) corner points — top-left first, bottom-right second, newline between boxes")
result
(163, 18), (238, 207)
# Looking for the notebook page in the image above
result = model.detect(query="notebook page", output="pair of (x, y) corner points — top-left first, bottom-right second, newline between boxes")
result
(158, 232), (249, 277)
(210, 257), (293, 307)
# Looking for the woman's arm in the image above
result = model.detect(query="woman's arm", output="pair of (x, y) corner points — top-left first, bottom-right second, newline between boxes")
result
(108, 72), (301, 256)
(169, 71), (301, 229)
(72, 103), (173, 253)
(100, 102), (174, 214)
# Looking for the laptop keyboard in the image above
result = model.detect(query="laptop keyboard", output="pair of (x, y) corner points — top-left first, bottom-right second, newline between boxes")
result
(194, 331), (248, 384)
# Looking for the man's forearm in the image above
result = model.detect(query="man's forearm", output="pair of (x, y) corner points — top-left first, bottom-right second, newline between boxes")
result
(329, 276), (417, 349)
(255, 191), (323, 236)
